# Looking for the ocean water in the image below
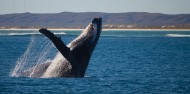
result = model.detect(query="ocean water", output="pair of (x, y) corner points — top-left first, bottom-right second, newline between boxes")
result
(1, 30), (190, 94)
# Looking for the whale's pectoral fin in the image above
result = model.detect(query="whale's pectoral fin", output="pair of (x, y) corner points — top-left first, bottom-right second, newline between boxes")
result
(39, 28), (72, 60)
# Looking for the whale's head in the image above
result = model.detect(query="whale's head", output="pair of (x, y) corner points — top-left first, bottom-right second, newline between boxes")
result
(68, 17), (102, 51)
(68, 18), (102, 76)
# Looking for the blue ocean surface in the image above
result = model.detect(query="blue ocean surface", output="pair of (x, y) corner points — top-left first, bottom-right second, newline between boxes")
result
(1, 30), (190, 94)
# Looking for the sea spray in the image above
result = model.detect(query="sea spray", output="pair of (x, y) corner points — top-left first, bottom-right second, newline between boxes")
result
(11, 34), (57, 77)
(11, 35), (36, 77)
(29, 40), (53, 77)
(41, 52), (71, 78)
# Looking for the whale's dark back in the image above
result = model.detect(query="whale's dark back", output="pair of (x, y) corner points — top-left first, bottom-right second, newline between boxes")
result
(70, 18), (102, 77)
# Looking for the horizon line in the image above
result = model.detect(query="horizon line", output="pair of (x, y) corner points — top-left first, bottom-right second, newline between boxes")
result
(1, 11), (190, 15)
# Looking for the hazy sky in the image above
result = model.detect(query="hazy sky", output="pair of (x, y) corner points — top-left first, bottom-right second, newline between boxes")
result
(0, 0), (190, 14)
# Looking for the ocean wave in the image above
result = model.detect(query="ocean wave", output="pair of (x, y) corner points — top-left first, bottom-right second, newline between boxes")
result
(166, 34), (190, 37)
(53, 32), (67, 35)
(0, 32), (66, 36)
(101, 35), (127, 38)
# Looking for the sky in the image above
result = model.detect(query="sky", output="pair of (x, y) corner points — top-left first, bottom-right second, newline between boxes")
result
(0, 0), (190, 15)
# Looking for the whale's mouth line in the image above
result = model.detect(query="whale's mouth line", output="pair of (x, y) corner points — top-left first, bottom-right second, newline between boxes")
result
(90, 23), (98, 44)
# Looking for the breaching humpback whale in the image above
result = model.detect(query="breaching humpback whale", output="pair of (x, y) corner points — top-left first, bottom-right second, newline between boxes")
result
(22, 18), (102, 78)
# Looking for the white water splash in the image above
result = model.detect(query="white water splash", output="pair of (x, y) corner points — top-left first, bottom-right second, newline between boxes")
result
(11, 34), (57, 77)
(41, 52), (70, 78)
(0, 32), (66, 36)
(166, 34), (190, 37)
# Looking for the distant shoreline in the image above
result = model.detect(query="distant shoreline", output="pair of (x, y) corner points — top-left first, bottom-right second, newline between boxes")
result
(0, 28), (190, 31)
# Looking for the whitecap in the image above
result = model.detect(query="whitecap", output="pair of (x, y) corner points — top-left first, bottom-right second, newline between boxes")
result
(166, 34), (190, 37)
(0, 32), (66, 36)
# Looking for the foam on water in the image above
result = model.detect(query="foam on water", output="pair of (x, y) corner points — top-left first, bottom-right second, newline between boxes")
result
(7, 33), (40, 36)
(0, 32), (66, 36)
(166, 34), (190, 37)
